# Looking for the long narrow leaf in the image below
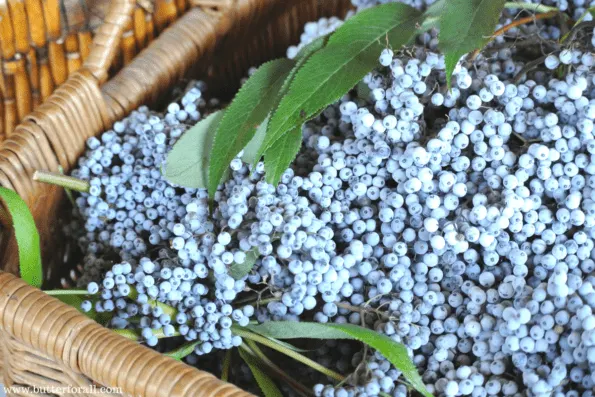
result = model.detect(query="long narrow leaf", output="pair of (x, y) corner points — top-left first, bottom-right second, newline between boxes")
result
(0, 187), (42, 288)
(438, 0), (506, 85)
(164, 341), (200, 360)
(263, 126), (302, 185)
(247, 322), (432, 397)
(251, 36), (329, 167)
(208, 59), (295, 198)
(239, 346), (283, 397)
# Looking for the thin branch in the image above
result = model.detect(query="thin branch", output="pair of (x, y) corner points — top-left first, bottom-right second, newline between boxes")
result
(33, 170), (90, 193)
(492, 11), (560, 39)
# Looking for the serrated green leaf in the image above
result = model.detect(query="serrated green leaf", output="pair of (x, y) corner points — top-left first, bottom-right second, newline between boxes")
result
(419, 0), (443, 31)
(294, 35), (329, 61)
(229, 248), (259, 280)
(438, 0), (506, 86)
(246, 322), (432, 397)
(260, 3), (421, 158)
(164, 341), (200, 360)
(239, 347), (283, 397)
(264, 126), (302, 185)
(0, 187), (42, 288)
(424, 0), (444, 18)
(208, 59), (295, 198)
(252, 37), (328, 166)
(242, 115), (270, 166)
(164, 111), (224, 189)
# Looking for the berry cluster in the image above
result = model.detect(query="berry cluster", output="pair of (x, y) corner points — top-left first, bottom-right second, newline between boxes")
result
(65, 0), (595, 396)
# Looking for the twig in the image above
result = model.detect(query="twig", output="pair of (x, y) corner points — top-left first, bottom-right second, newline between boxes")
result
(336, 302), (393, 321)
(44, 289), (90, 295)
(468, 11), (559, 61)
(33, 170), (90, 193)
(492, 11), (560, 39)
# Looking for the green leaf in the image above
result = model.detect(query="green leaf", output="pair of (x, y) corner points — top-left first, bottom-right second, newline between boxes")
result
(239, 347), (283, 397)
(0, 187), (42, 288)
(247, 322), (432, 397)
(438, 0), (506, 86)
(260, 3), (421, 156)
(260, 336), (312, 353)
(419, 0), (443, 31)
(164, 341), (200, 360)
(229, 248), (259, 280)
(264, 126), (302, 185)
(164, 111), (224, 189)
(55, 294), (85, 312)
(52, 294), (109, 323)
(208, 59), (295, 198)
(294, 35), (329, 62)
(242, 115), (270, 166)
(250, 37), (328, 167)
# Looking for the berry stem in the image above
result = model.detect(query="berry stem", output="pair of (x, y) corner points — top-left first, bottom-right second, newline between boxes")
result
(44, 289), (90, 295)
(242, 341), (313, 397)
(337, 301), (392, 321)
(33, 170), (90, 193)
(232, 327), (344, 382)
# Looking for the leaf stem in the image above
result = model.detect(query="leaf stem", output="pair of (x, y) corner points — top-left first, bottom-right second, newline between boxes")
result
(233, 327), (344, 382)
(222, 349), (232, 382)
(57, 166), (76, 206)
(164, 340), (200, 360)
(113, 328), (180, 341)
(44, 289), (91, 296)
(243, 341), (313, 397)
(33, 170), (90, 193)
(503, 2), (561, 13)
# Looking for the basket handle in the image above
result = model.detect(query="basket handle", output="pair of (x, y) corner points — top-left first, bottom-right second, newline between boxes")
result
(83, 0), (137, 84)
(0, 271), (254, 396)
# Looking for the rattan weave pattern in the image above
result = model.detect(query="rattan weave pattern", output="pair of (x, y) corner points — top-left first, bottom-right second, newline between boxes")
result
(0, 0), (190, 140)
(0, 0), (352, 395)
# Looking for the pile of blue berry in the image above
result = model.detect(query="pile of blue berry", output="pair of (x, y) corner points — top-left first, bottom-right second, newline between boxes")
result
(63, 0), (595, 395)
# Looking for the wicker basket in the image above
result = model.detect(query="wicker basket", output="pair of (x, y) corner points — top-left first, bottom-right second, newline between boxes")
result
(0, 0), (192, 141)
(0, 0), (352, 395)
